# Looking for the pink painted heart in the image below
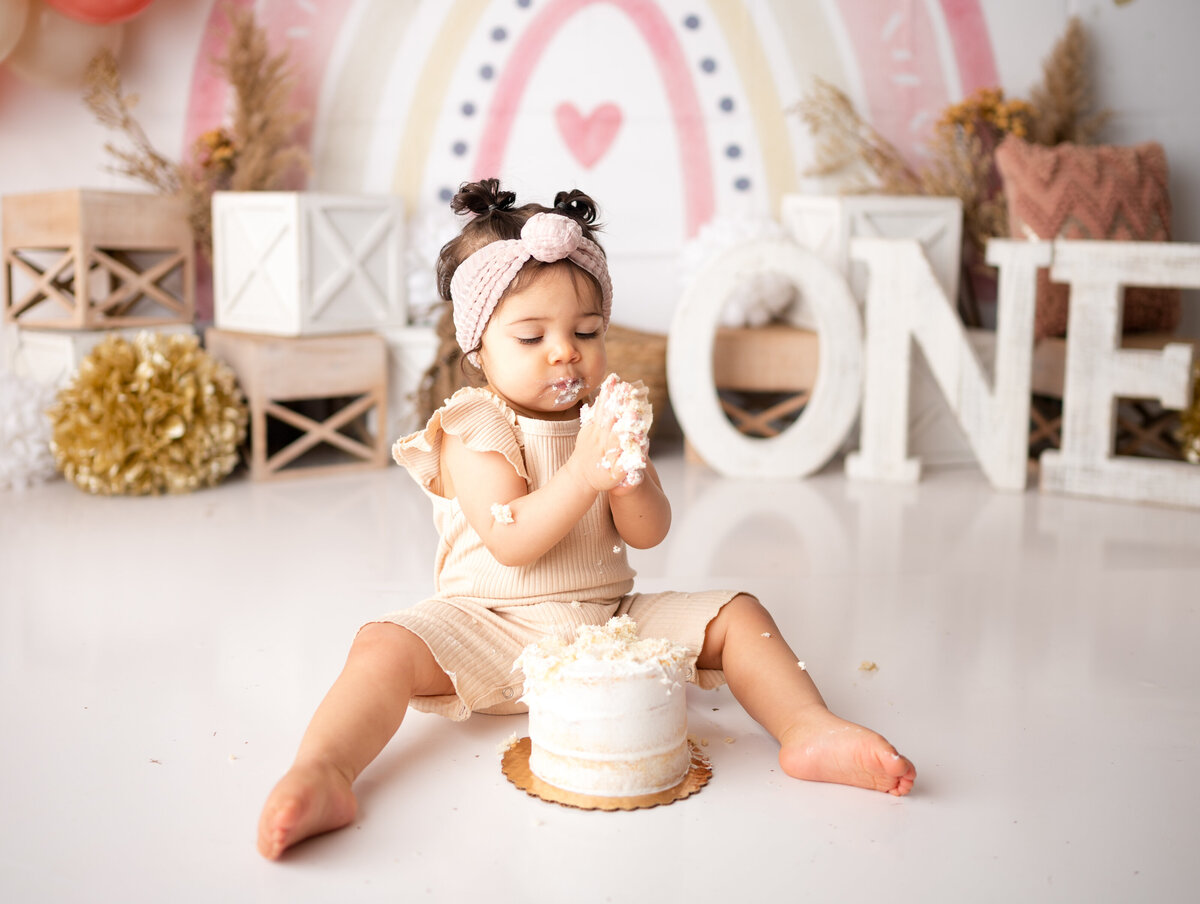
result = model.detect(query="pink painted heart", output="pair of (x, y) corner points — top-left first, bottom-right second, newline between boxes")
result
(554, 102), (622, 169)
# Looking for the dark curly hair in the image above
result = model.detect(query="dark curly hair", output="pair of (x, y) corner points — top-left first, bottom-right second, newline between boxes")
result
(435, 179), (605, 304)
(421, 179), (607, 412)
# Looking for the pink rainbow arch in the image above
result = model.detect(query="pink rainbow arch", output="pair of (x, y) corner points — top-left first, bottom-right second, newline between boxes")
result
(938, 0), (999, 92)
(832, 0), (998, 160)
(471, 0), (714, 238)
(182, 0), (999, 209)
(182, 0), (353, 163)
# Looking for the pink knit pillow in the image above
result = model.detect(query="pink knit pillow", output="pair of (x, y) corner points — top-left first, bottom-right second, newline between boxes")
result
(995, 135), (1180, 339)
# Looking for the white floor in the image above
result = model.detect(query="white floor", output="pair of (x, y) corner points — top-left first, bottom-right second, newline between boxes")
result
(2, 446), (1198, 903)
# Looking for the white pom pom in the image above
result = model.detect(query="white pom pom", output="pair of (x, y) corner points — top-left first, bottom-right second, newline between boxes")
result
(0, 371), (59, 491)
(679, 216), (805, 328)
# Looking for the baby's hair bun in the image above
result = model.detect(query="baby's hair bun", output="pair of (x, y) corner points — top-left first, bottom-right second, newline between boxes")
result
(451, 178), (517, 217)
(553, 189), (599, 226)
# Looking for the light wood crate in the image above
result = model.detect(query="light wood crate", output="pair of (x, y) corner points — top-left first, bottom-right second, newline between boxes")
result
(1029, 332), (1200, 460)
(204, 328), (389, 481)
(2, 189), (194, 329)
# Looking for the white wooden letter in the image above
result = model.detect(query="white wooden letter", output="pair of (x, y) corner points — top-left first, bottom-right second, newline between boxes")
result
(668, 240), (863, 478)
(846, 238), (1049, 490)
(1039, 241), (1200, 507)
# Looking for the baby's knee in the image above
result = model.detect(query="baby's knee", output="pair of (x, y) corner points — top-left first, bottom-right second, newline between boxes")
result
(354, 620), (413, 654)
(352, 622), (425, 677)
(699, 593), (774, 667)
(353, 622), (452, 696)
(725, 593), (774, 628)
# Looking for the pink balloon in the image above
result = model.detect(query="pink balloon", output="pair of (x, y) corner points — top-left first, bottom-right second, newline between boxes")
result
(6, 0), (122, 88)
(42, 0), (153, 25)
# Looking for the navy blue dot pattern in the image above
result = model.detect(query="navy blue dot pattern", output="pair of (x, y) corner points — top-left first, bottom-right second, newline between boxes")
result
(436, 0), (758, 205)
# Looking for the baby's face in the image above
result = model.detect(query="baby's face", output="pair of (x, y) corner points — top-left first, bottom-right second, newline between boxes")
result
(477, 265), (607, 420)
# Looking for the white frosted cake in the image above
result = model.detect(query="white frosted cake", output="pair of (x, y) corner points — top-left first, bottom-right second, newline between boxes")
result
(515, 616), (691, 797)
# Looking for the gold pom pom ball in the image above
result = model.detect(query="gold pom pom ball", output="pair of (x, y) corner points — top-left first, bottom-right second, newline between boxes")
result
(49, 332), (248, 495)
(1179, 364), (1200, 465)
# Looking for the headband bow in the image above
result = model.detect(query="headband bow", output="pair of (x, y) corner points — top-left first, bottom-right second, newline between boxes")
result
(451, 212), (613, 364)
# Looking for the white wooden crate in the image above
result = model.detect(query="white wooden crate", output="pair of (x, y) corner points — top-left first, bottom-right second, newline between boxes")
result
(781, 194), (962, 305)
(380, 326), (439, 439)
(4, 324), (196, 386)
(212, 192), (406, 336)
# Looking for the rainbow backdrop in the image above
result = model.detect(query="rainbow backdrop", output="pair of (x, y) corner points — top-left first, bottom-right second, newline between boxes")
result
(184, 0), (996, 228)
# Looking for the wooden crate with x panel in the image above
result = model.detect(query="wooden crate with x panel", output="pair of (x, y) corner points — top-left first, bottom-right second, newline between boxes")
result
(2, 189), (194, 330)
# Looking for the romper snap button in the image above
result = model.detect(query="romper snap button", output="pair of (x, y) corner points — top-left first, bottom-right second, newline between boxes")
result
(502, 687), (515, 699)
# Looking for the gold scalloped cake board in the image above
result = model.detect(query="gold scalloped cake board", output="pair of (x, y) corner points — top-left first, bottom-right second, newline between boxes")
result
(501, 737), (711, 811)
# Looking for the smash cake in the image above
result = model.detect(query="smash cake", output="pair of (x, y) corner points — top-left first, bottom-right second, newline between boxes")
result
(513, 616), (693, 798)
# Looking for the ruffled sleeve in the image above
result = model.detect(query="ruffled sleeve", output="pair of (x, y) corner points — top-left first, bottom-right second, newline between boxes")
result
(392, 387), (528, 496)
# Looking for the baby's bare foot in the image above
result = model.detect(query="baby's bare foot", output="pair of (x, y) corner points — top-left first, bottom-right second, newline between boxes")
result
(257, 760), (358, 859)
(778, 709), (916, 796)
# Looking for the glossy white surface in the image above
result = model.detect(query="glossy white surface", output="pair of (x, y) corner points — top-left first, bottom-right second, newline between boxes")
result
(2, 449), (1198, 902)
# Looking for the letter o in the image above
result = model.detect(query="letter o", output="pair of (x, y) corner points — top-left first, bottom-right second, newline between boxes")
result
(667, 240), (863, 478)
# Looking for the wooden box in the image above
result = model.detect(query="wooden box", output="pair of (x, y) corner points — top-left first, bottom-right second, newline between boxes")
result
(212, 191), (406, 336)
(4, 324), (196, 386)
(781, 194), (962, 305)
(380, 325), (439, 438)
(1029, 332), (1200, 461)
(204, 328), (389, 481)
(2, 189), (194, 329)
(710, 324), (818, 437)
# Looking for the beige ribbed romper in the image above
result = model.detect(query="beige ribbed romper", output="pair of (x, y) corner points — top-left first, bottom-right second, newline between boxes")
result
(379, 387), (739, 720)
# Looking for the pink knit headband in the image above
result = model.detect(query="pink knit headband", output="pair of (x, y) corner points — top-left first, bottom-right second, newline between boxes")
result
(451, 212), (613, 364)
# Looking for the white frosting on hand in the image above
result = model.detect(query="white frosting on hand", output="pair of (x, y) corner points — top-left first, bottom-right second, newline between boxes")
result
(580, 374), (653, 487)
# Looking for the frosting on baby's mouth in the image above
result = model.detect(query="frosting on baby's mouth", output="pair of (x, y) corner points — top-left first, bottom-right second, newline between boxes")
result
(550, 377), (585, 406)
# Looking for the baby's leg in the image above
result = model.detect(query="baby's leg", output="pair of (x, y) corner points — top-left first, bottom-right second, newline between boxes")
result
(698, 595), (915, 796)
(256, 622), (453, 859)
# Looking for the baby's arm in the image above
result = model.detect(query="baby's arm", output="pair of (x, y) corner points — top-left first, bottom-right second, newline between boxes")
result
(579, 375), (670, 548)
(609, 459), (671, 548)
(442, 429), (615, 567)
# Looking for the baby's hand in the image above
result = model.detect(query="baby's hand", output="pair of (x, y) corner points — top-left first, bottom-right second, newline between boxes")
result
(570, 414), (628, 492)
(577, 374), (653, 490)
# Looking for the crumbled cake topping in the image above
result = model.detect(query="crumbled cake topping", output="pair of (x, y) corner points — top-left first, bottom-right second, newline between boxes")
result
(551, 376), (585, 406)
(516, 615), (690, 688)
(580, 374), (652, 487)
